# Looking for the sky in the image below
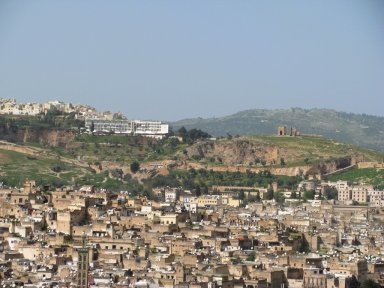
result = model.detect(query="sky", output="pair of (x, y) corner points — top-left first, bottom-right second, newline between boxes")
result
(0, 1), (383, 121)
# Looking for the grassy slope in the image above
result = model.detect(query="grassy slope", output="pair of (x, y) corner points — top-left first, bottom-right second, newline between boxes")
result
(0, 148), (80, 187)
(0, 148), (129, 189)
(65, 135), (189, 166)
(326, 168), (384, 187)
(0, 134), (383, 189)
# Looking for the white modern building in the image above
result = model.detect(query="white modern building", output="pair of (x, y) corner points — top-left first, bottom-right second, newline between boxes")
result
(84, 118), (169, 138)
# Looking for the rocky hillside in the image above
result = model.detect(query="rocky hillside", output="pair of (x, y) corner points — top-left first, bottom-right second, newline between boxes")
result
(171, 108), (384, 151)
(0, 124), (76, 147)
(177, 138), (279, 165)
(172, 136), (383, 176)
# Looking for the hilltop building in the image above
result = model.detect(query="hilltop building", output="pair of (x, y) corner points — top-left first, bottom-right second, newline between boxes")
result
(85, 118), (169, 139)
(278, 126), (300, 136)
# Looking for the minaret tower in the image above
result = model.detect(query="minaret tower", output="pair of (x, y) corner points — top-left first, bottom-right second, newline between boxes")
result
(77, 234), (89, 288)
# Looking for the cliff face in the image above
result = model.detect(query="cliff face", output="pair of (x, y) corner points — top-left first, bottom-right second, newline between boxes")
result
(179, 139), (284, 165)
(0, 125), (75, 147)
(176, 138), (354, 176)
(305, 157), (353, 175)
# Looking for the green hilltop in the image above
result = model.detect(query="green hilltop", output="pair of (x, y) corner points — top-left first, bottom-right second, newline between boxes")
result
(171, 108), (384, 152)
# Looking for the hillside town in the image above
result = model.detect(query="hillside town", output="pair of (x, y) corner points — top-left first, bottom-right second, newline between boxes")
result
(0, 98), (169, 138)
(2, 1), (384, 288)
(0, 100), (383, 288)
(0, 177), (383, 288)
(0, 98), (95, 118)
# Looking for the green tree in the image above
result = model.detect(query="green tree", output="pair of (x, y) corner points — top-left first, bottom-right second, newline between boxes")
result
(324, 186), (338, 200)
(110, 168), (124, 179)
(361, 279), (380, 288)
(177, 127), (188, 141)
(303, 189), (315, 200)
(90, 121), (95, 134)
(274, 191), (285, 204)
(130, 161), (140, 174)
(246, 251), (256, 261)
(265, 189), (274, 200)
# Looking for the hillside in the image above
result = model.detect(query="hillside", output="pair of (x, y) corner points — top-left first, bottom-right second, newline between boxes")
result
(178, 136), (382, 165)
(0, 141), (154, 196)
(0, 131), (383, 192)
(171, 108), (384, 151)
(326, 168), (384, 188)
(171, 135), (383, 176)
(0, 111), (383, 190)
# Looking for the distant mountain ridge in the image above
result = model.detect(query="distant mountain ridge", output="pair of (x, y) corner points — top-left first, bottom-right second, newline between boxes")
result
(171, 108), (384, 152)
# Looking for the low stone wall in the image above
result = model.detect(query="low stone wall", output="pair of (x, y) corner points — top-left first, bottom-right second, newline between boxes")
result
(357, 162), (384, 169)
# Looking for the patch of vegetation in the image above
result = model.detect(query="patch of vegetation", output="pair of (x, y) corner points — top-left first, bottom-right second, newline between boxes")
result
(130, 161), (140, 174)
(0, 148), (153, 198)
(323, 186), (338, 199)
(175, 127), (211, 144)
(303, 190), (316, 200)
(0, 149), (79, 187)
(143, 168), (301, 192)
(326, 168), (384, 189)
(73, 134), (160, 163)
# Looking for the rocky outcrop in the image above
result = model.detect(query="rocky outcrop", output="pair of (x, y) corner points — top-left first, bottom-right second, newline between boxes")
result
(0, 124), (75, 147)
(176, 138), (355, 176)
(179, 138), (282, 165)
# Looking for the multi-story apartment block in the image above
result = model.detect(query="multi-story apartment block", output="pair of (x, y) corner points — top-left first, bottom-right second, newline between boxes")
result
(351, 186), (369, 203)
(368, 190), (384, 207)
(338, 189), (351, 201)
(84, 118), (169, 138)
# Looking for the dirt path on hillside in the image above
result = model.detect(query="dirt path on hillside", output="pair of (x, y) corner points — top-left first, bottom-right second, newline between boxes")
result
(0, 140), (90, 171)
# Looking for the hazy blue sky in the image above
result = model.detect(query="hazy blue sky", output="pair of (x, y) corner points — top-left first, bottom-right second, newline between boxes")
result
(0, 1), (383, 121)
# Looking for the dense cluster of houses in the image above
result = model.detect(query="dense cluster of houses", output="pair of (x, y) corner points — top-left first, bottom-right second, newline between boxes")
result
(0, 98), (129, 122)
(0, 179), (383, 288)
(0, 98), (96, 118)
